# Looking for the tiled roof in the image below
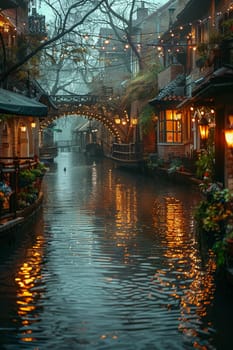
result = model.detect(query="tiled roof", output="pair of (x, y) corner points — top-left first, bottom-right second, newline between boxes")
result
(149, 74), (186, 106)
(192, 65), (233, 98)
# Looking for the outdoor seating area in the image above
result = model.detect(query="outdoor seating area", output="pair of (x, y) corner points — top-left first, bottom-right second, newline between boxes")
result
(0, 158), (46, 220)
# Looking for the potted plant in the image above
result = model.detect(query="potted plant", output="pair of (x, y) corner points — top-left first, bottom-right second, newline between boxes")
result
(0, 181), (12, 215)
(19, 169), (36, 187)
(195, 148), (215, 181)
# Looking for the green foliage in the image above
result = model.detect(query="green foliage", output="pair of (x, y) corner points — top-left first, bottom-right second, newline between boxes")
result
(139, 105), (157, 135)
(19, 164), (46, 188)
(222, 19), (233, 39)
(19, 169), (37, 186)
(213, 240), (226, 267)
(195, 182), (233, 268)
(36, 161), (47, 173)
(147, 157), (164, 170)
(17, 190), (38, 209)
(123, 64), (159, 103)
(195, 148), (215, 181)
(168, 158), (182, 173)
(195, 184), (233, 234)
(197, 43), (208, 58)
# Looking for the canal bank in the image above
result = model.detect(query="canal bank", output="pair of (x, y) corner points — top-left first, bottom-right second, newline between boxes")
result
(0, 191), (44, 246)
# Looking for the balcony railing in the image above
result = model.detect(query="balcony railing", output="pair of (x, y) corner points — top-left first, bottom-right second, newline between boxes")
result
(28, 12), (47, 37)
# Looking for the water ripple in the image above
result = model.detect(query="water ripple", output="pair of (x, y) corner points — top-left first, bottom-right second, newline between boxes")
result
(0, 155), (230, 350)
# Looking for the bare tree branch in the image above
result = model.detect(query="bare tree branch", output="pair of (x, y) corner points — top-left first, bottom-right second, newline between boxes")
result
(0, 0), (105, 83)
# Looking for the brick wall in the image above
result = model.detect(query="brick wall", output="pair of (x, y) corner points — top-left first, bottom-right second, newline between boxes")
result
(157, 143), (186, 161)
(158, 65), (184, 90)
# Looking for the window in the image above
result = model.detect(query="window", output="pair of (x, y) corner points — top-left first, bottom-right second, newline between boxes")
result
(159, 110), (182, 143)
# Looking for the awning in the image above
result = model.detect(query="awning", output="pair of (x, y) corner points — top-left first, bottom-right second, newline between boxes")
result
(177, 66), (233, 108)
(176, 0), (221, 24)
(0, 88), (48, 117)
(192, 66), (233, 99)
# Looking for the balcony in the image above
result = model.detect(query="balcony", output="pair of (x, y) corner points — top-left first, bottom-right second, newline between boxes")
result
(28, 9), (47, 37)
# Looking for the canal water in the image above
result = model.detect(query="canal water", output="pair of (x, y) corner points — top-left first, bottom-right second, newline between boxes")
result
(1, 151), (233, 350)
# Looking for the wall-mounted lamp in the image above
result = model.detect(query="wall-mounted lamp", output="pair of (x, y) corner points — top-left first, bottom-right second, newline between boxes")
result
(131, 117), (138, 126)
(199, 117), (209, 141)
(31, 121), (36, 128)
(224, 114), (233, 151)
(20, 125), (26, 132)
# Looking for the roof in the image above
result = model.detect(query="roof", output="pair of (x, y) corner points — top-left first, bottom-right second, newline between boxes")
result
(177, 65), (233, 108)
(0, 1), (26, 9)
(149, 74), (186, 108)
(0, 88), (48, 117)
(176, 0), (221, 24)
(192, 65), (233, 101)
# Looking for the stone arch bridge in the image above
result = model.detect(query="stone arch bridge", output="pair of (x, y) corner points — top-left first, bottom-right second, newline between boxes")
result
(44, 94), (134, 143)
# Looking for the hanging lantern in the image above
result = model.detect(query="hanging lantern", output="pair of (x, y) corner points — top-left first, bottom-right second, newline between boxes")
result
(199, 117), (209, 140)
(20, 125), (26, 132)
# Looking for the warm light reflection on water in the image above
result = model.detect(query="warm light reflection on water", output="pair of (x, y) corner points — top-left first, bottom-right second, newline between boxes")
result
(14, 234), (45, 343)
(152, 196), (216, 348)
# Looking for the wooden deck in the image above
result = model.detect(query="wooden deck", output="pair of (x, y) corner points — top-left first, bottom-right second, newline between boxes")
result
(110, 143), (145, 169)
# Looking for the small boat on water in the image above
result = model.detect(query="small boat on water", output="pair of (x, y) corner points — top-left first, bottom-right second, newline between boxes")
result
(110, 142), (145, 169)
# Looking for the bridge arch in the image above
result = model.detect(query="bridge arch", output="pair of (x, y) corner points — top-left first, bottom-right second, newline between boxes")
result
(42, 95), (130, 143)
(41, 95), (129, 143)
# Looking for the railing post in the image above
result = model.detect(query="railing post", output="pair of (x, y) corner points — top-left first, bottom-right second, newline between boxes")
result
(10, 158), (19, 218)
